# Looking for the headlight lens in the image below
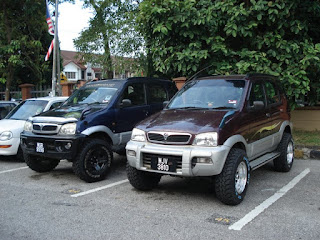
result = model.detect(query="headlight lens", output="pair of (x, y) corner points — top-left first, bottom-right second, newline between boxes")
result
(59, 123), (77, 135)
(131, 128), (146, 142)
(24, 121), (33, 132)
(193, 132), (218, 147)
(0, 131), (13, 141)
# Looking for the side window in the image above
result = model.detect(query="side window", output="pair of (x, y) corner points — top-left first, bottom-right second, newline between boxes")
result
(148, 84), (167, 104)
(265, 81), (280, 105)
(248, 83), (265, 107)
(122, 83), (146, 106)
(8, 104), (16, 111)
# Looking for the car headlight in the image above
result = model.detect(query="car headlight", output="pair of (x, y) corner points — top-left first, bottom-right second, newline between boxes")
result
(193, 132), (218, 147)
(59, 123), (77, 135)
(24, 121), (33, 132)
(131, 128), (146, 142)
(0, 131), (13, 141)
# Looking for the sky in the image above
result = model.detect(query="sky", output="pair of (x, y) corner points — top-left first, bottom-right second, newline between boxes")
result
(56, 0), (93, 51)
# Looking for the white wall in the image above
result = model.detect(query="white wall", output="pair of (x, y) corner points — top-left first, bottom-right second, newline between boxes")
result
(63, 62), (81, 82)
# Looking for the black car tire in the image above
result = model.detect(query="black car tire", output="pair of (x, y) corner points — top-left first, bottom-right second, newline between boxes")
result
(215, 148), (250, 205)
(25, 153), (60, 172)
(274, 132), (294, 172)
(15, 146), (24, 162)
(126, 163), (161, 191)
(73, 139), (112, 183)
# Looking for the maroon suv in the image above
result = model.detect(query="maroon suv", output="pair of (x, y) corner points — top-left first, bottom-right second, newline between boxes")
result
(126, 74), (294, 205)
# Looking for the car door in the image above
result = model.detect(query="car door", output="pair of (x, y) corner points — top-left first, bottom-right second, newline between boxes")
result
(264, 80), (283, 148)
(240, 81), (273, 158)
(114, 82), (150, 143)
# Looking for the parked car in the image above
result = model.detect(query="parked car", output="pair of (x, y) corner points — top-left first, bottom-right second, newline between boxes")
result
(126, 73), (294, 205)
(0, 96), (67, 160)
(20, 77), (178, 182)
(0, 101), (18, 120)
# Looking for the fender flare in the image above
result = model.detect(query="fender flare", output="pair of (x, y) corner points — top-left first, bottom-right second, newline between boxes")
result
(81, 125), (117, 145)
(223, 134), (249, 153)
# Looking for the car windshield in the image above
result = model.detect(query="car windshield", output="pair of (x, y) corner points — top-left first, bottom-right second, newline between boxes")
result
(65, 86), (118, 106)
(5, 100), (48, 120)
(167, 79), (245, 110)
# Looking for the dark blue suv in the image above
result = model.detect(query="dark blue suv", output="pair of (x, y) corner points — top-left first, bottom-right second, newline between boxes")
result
(21, 77), (177, 182)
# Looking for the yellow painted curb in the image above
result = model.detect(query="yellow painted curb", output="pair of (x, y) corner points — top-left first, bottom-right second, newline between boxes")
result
(294, 149), (304, 159)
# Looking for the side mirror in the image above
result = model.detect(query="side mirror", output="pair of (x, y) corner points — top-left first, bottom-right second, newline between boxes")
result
(80, 107), (92, 120)
(251, 101), (265, 110)
(120, 99), (132, 108)
(163, 101), (169, 108)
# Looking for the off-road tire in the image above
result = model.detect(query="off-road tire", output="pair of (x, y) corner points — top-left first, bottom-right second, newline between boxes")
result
(24, 153), (60, 172)
(73, 139), (113, 183)
(215, 148), (250, 205)
(274, 132), (294, 172)
(115, 149), (126, 156)
(126, 163), (161, 191)
(15, 146), (24, 162)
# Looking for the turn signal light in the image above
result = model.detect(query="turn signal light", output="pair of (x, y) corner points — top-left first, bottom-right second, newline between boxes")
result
(0, 145), (12, 148)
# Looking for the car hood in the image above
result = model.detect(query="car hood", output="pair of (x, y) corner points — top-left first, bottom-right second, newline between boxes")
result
(0, 119), (26, 137)
(138, 109), (236, 134)
(39, 104), (105, 119)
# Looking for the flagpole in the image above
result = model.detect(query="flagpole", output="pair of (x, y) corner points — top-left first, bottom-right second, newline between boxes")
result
(51, 0), (59, 97)
(55, 0), (61, 95)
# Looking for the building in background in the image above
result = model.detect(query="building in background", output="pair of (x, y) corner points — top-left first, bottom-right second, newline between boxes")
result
(61, 50), (135, 82)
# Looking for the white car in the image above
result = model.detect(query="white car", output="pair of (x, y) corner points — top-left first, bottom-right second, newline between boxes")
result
(0, 96), (67, 160)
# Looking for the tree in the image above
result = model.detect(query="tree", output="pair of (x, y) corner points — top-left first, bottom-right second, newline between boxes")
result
(138, 0), (320, 106)
(0, 0), (55, 100)
(74, 0), (143, 79)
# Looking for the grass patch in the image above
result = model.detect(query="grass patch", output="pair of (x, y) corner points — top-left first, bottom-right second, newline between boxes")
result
(293, 130), (320, 148)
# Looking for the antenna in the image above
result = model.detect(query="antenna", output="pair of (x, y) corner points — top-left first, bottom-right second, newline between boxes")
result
(187, 63), (215, 82)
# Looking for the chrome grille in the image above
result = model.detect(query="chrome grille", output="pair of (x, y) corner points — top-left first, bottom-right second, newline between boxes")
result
(147, 131), (191, 144)
(32, 123), (60, 134)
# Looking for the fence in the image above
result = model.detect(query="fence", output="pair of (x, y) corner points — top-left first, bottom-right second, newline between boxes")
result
(0, 84), (52, 100)
(31, 85), (52, 98)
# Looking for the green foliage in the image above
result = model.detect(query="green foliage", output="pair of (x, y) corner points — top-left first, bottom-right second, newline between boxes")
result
(138, 0), (320, 106)
(74, 0), (143, 78)
(0, 0), (54, 95)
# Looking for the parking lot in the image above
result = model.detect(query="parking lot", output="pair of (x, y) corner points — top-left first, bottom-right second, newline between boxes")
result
(0, 155), (319, 240)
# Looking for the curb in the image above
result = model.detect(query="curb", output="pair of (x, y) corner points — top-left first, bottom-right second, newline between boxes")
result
(295, 147), (320, 160)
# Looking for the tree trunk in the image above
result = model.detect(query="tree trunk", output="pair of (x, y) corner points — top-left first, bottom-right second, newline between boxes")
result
(104, 40), (113, 79)
(5, 63), (13, 100)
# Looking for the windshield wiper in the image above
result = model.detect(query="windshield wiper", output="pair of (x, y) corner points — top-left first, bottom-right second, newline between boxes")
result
(211, 106), (236, 110)
(62, 102), (77, 107)
(88, 101), (102, 105)
(170, 106), (207, 110)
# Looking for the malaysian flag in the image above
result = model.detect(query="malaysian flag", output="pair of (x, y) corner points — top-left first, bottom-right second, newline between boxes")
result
(46, 0), (54, 35)
(45, 39), (54, 61)
(45, 0), (54, 61)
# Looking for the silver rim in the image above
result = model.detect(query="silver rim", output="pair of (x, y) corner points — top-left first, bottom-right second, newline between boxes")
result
(287, 141), (294, 165)
(235, 161), (247, 194)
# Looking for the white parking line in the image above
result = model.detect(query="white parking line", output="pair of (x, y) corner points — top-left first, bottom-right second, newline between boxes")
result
(0, 166), (29, 174)
(71, 179), (129, 197)
(229, 168), (310, 231)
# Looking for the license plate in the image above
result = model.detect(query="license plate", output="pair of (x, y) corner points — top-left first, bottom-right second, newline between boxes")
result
(36, 142), (45, 153)
(151, 156), (176, 172)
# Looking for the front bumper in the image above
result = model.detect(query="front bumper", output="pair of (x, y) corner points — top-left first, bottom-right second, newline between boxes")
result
(126, 141), (230, 177)
(0, 137), (20, 156)
(20, 132), (86, 160)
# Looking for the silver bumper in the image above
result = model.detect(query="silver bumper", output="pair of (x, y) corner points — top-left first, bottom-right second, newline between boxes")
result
(126, 141), (230, 176)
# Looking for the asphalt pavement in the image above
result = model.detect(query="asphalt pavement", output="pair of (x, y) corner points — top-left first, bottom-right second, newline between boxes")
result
(0, 155), (319, 240)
